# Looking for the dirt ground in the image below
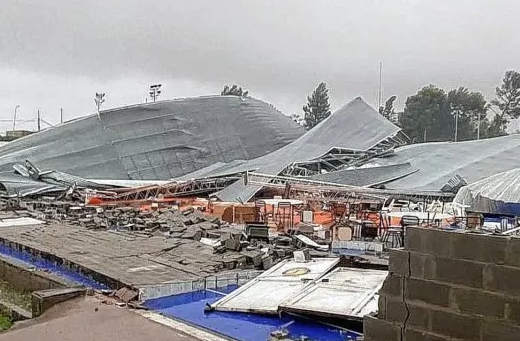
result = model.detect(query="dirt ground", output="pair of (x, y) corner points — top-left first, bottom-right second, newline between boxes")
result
(0, 296), (201, 341)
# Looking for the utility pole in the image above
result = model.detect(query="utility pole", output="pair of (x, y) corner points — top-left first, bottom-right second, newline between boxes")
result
(60, 108), (63, 124)
(454, 110), (459, 142)
(378, 62), (383, 110)
(13, 105), (20, 131)
(477, 112), (481, 140)
(149, 84), (162, 102)
(37, 110), (41, 132)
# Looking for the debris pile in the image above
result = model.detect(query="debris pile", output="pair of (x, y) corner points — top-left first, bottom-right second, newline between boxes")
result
(2, 198), (327, 272)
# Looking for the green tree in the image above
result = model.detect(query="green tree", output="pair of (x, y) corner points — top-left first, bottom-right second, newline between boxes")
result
(447, 87), (488, 141)
(399, 85), (492, 142)
(221, 85), (249, 97)
(399, 85), (452, 142)
(379, 95), (397, 120)
(490, 70), (520, 136)
(303, 82), (331, 130)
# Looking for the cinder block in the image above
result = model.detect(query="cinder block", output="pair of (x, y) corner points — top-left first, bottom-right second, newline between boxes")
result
(406, 301), (431, 330)
(405, 227), (452, 258)
(378, 294), (387, 319)
(481, 319), (520, 341)
(451, 232), (507, 264)
(450, 286), (506, 319)
(435, 257), (484, 288)
(405, 327), (451, 341)
(385, 296), (408, 324)
(363, 315), (402, 341)
(405, 278), (450, 307)
(504, 297), (520, 325)
(389, 249), (410, 276)
(483, 264), (520, 296)
(410, 251), (436, 279)
(505, 236), (520, 268)
(380, 274), (404, 297)
(430, 308), (481, 340)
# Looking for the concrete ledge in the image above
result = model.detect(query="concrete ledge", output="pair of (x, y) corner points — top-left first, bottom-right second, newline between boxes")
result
(32, 288), (86, 317)
(0, 255), (73, 292)
(0, 299), (31, 321)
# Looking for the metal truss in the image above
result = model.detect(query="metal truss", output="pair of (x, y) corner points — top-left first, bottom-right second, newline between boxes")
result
(86, 176), (240, 204)
(280, 131), (410, 176)
(244, 172), (454, 202)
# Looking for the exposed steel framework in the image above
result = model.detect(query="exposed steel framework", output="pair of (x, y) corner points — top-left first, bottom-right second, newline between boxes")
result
(86, 176), (239, 204)
(241, 172), (454, 202)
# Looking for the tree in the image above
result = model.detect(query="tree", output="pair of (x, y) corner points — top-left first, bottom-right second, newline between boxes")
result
(490, 70), (520, 136)
(221, 85), (249, 97)
(447, 87), (487, 141)
(379, 95), (397, 120)
(399, 85), (492, 142)
(399, 85), (452, 142)
(303, 82), (331, 130)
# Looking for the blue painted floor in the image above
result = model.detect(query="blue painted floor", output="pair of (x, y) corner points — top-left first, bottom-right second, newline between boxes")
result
(0, 243), (108, 290)
(145, 285), (362, 341)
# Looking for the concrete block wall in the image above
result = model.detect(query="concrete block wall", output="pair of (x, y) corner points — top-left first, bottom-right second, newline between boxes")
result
(364, 227), (520, 341)
(0, 256), (71, 292)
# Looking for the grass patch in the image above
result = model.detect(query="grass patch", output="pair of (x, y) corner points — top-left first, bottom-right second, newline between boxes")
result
(0, 280), (32, 311)
(0, 315), (12, 332)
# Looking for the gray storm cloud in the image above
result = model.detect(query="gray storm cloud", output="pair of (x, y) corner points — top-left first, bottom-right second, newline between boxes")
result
(0, 0), (519, 126)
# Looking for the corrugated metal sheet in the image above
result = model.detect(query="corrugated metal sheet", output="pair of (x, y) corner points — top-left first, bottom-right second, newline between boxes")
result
(376, 134), (520, 190)
(280, 267), (387, 320)
(453, 168), (520, 215)
(310, 163), (418, 187)
(209, 258), (340, 314)
(0, 96), (304, 180)
(0, 173), (66, 196)
(184, 97), (402, 202)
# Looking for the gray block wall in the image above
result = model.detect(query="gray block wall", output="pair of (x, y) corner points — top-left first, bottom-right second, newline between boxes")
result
(364, 227), (520, 341)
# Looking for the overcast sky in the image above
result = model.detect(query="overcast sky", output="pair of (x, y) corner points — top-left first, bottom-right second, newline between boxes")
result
(1, 0), (519, 132)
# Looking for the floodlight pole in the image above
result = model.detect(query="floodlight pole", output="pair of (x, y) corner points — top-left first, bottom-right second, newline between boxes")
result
(13, 105), (20, 131)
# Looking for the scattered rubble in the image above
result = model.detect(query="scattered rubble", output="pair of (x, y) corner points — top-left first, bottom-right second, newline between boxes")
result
(0, 197), (331, 274)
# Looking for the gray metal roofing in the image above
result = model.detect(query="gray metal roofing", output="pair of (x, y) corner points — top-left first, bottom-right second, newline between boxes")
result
(310, 163), (418, 187)
(0, 173), (64, 196)
(206, 97), (402, 201)
(454, 168), (520, 206)
(0, 96), (304, 180)
(375, 134), (520, 190)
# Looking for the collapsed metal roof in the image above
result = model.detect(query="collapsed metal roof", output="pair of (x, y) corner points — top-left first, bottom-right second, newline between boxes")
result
(187, 97), (404, 201)
(374, 134), (520, 191)
(310, 163), (418, 187)
(0, 96), (304, 181)
(454, 168), (520, 214)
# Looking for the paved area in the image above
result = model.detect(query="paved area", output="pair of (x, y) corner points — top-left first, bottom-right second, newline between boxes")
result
(0, 297), (205, 341)
(0, 224), (230, 287)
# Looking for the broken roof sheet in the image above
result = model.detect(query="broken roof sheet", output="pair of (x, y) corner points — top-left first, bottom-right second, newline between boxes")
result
(375, 134), (520, 191)
(453, 168), (520, 215)
(0, 96), (304, 180)
(310, 163), (418, 187)
(204, 97), (402, 201)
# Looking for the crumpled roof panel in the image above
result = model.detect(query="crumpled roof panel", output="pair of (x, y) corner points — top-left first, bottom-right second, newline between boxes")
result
(0, 96), (304, 180)
(455, 168), (520, 204)
(453, 168), (520, 215)
(376, 134), (520, 191)
(310, 163), (418, 187)
(207, 97), (402, 201)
